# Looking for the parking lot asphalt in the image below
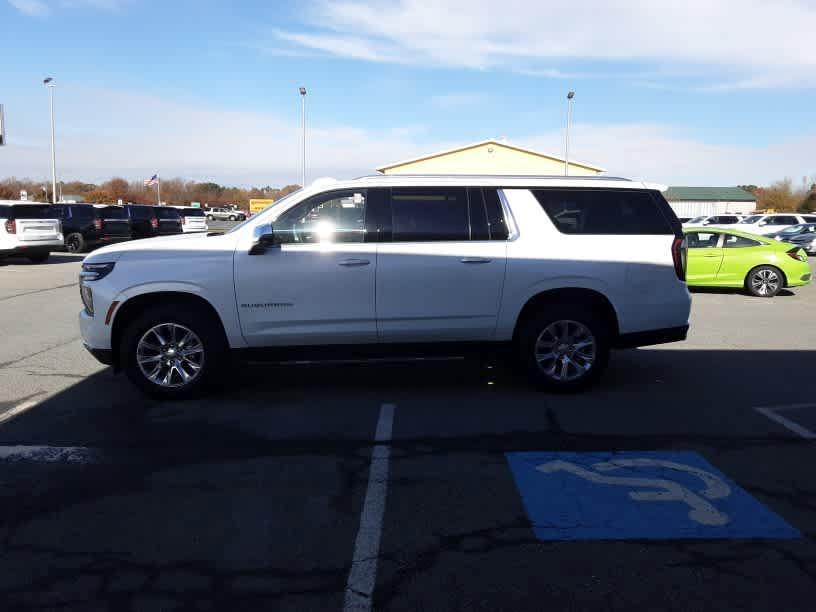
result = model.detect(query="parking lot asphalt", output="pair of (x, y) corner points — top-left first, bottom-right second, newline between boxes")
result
(0, 253), (815, 611)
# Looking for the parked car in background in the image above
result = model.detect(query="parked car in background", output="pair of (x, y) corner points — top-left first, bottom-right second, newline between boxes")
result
(0, 201), (63, 263)
(736, 213), (816, 236)
(52, 204), (131, 253)
(785, 227), (816, 255)
(79, 175), (692, 399)
(175, 207), (209, 233)
(123, 204), (183, 239)
(683, 214), (743, 227)
(684, 227), (811, 297)
(676, 217), (692, 224)
(205, 207), (246, 221)
(766, 223), (816, 241)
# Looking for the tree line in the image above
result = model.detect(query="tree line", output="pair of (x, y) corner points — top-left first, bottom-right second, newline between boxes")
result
(0, 177), (302, 211)
(2, 175), (814, 213)
(739, 177), (816, 213)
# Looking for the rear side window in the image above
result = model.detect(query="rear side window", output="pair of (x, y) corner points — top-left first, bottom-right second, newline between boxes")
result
(71, 206), (96, 221)
(803, 215), (816, 223)
(532, 189), (674, 235)
(0, 205), (9, 218)
(390, 187), (469, 242)
(9, 205), (54, 219)
(770, 216), (798, 225)
(723, 234), (761, 248)
(156, 208), (180, 219)
(179, 208), (205, 217)
(129, 206), (154, 220)
(715, 216), (739, 224)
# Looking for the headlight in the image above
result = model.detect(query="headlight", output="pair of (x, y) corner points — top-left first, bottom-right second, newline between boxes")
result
(80, 262), (115, 281)
(79, 262), (115, 316)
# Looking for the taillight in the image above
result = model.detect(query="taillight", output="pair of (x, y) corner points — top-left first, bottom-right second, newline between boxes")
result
(787, 248), (807, 262)
(671, 236), (687, 281)
(150, 217), (158, 229)
(181, 216), (187, 225)
(94, 218), (103, 230)
(4, 219), (16, 234)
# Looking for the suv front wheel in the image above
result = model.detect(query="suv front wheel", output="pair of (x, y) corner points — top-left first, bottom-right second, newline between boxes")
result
(120, 305), (226, 399)
(517, 305), (610, 392)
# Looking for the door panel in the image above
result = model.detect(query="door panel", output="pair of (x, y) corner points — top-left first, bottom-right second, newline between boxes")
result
(685, 231), (723, 284)
(376, 241), (507, 342)
(235, 188), (376, 346)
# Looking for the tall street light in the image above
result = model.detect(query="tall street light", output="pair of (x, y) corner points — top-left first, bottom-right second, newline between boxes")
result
(43, 77), (57, 203)
(564, 90), (575, 176)
(299, 86), (307, 188)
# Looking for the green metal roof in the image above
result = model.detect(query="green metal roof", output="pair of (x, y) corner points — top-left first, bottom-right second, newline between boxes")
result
(664, 186), (756, 202)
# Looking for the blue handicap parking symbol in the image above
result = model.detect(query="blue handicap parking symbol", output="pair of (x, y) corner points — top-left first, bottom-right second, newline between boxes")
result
(506, 451), (800, 540)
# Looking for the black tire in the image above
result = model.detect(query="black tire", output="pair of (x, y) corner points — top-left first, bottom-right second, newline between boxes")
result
(65, 233), (86, 254)
(746, 265), (783, 298)
(27, 251), (50, 264)
(517, 304), (611, 392)
(120, 304), (227, 399)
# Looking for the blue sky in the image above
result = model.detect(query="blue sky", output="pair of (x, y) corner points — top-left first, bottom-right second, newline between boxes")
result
(2, 0), (815, 186)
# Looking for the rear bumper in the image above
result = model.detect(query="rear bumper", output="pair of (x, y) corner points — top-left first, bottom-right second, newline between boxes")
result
(614, 325), (689, 349)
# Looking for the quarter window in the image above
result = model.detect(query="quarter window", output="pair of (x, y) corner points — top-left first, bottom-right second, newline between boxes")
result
(723, 234), (760, 248)
(532, 189), (673, 235)
(274, 190), (367, 244)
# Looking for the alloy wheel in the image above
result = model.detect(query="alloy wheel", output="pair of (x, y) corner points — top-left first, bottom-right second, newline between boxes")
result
(534, 319), (597, 381)
(751, 269), (780, 296)
(136, 323), (205, 388)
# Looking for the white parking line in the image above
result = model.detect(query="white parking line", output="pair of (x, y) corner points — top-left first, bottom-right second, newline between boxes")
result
(754, 404), (816, 440)
(344, 403), (395, 612)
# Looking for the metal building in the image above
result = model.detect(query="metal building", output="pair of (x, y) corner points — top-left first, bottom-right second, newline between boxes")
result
(664, 186), (756, 217)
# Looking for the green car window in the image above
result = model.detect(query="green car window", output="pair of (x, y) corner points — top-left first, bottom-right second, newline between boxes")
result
(723, 234), (761, 248)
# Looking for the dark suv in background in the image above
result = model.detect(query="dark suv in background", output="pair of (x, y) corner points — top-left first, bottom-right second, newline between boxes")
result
(123, 204), (183, 239)
(52, 204), (131, 253)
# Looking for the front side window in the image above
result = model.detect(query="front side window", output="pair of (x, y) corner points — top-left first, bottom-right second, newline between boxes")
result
(686, 232), (721, 248)
(390, 187), (469, 242)
(723, 234), (760, 248)
(533, 189), (673, 235)
(770, 216), (798, 225)
(274, 190), (366, 244)
(717, 216), (739, 224)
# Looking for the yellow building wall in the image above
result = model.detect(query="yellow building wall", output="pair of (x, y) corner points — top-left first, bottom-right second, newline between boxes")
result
(381, 143), (601, 176)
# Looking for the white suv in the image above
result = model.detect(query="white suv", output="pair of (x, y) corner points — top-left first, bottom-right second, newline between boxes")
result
(78, 176), (691, 398)
(736, 213), (816, 235)
(0, 201), (64, 263)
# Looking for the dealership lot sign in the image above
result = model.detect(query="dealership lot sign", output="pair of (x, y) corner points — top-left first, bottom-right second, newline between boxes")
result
(506, 451), (799, 540)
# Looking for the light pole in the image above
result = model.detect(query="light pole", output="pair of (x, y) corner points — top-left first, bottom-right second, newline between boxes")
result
(564, 90), (574, 176)
(43, 77), (57, 203)
(299, 86), (307, 188)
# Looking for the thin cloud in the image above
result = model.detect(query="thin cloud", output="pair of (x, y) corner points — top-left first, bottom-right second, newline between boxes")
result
(276, 0), (816, 89)
(8, 0), (49, 16)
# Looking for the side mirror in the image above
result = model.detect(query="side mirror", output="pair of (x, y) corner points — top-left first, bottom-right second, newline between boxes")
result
(758, 221), (767, 227)
(249, 224), (275, 255)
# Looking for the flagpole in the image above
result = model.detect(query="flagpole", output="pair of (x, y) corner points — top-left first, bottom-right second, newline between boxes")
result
(156, 175), (161, 205)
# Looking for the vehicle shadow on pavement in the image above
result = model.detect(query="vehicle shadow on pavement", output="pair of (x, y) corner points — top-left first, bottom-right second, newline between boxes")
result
(689, 286), (796, 298)
(0, 253), (84, 266)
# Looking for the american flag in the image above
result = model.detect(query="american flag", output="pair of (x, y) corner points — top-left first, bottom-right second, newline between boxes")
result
(143, 174), (158, 187)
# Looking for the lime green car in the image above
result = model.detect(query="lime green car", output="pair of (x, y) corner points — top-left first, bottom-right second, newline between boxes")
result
(684, 228), (812, 297)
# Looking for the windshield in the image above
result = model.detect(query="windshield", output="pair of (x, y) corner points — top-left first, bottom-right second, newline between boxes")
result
(226, 189), (302, 234)
(156, 208), (180, 219)
(687, 216), (706, 223)
(780, 224), (805, 234)
(739, 215), (763, 224)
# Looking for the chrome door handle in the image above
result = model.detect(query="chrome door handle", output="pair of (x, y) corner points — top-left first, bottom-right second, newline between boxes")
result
(338, 258), (370, 267)
(460, 257), (492, 264)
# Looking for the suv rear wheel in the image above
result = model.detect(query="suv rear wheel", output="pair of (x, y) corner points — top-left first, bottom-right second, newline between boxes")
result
(65, 233), (86, 254)
(120, 305), (227, 399)
(517, 305), (610, 392)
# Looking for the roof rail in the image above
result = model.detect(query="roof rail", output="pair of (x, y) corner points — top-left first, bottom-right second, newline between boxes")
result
(352, 174), (632, 181)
